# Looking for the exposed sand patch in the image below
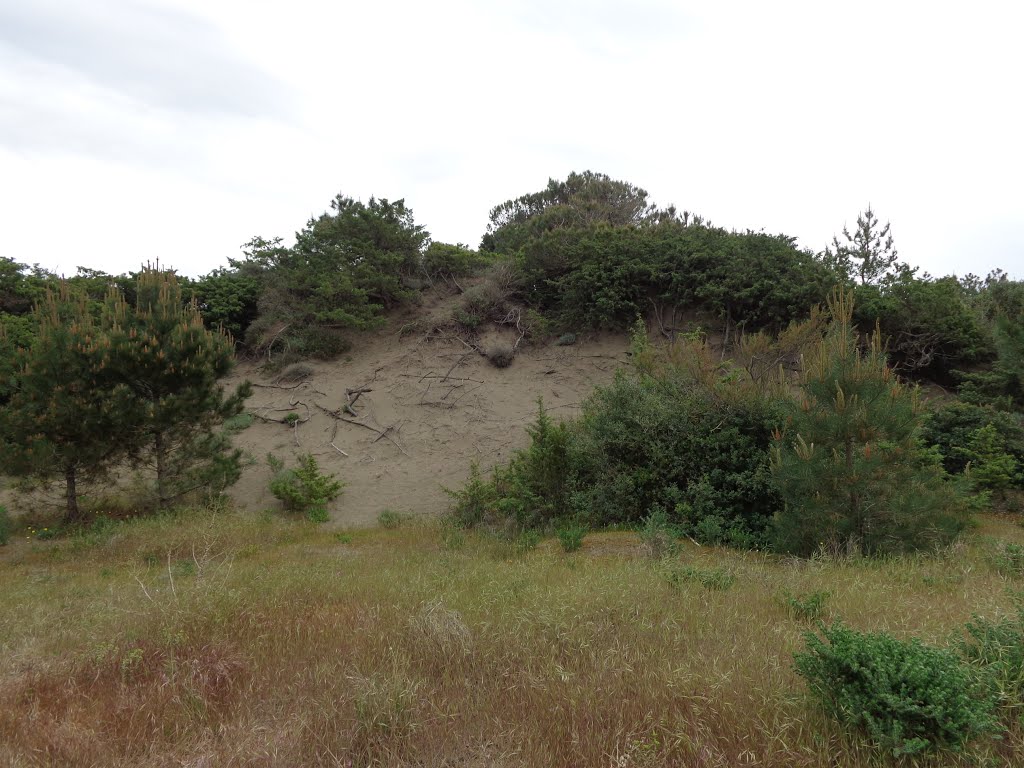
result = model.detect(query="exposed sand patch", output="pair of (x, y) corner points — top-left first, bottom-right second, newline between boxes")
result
(228, 311), (628, 527)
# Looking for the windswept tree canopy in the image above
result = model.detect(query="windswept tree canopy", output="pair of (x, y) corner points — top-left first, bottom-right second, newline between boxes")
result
(482, 171), (679, 254)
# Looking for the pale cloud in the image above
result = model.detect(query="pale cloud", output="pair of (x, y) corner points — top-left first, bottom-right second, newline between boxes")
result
(0, 0), (1020, 279)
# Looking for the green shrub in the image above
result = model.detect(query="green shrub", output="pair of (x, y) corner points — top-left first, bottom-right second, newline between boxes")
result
(454, 399), (571, 531)
(782, 589), (830, 622)
(555, 521), (587, 553)
(378, 509), (405, 529)
(421, 242), (485, 282)
(573, 367), (781, 546)
(223, 412), (255, 434)
(268, 453), (343, 514)
(444, 462), (498, 529)
(513, 529), (542, 554)
(638, 507), (678, 559)
(920, 401), (1024, 486)
(662, 563), (735, 591)
(0, 505), (10, 545)
(794, 622), (997, 756)
(306, 506), (329, 524)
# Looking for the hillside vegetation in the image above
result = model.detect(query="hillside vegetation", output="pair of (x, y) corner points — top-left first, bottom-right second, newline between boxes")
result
(1, 170), (1023, 765)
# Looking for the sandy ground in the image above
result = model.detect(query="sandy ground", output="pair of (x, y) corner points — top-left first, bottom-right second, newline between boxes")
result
(227, 309), (629, 527)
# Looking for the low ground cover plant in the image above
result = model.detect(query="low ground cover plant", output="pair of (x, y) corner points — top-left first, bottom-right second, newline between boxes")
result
(794, 622), (998, 756)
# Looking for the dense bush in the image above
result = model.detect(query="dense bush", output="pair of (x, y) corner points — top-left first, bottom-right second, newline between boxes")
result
(794, 622), (997, 755)
(518, 222), (830, 333)
(922, 401), (1024, 477)
(420, 242), (486, 284)
(570, 367), (782, 547)
(448, 337), (783, 549)
(854, 276), (990, 381)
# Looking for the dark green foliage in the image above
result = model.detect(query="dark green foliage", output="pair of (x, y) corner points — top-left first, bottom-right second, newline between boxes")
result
(484, 172), (829, 334)
(190, 266), (262, 341)
(966, 424), (1021, 499)
(518, 222), (830, 333)
(772, 291), (968, 557)
(854, 276), (990, 380)
(446, 401), (572, 532)
(0, 257), (49, 316)
(306, 506), (330, 524)
(572, 367), (782, 548)
(958, 273), (1024, 408)
(420, 242), (486, 284)
(0, 505), (10, 545)
(108, 267), (252, 509)
(493, 399), (573, 529)
(0, 284), (137, 523)
(268, 453), (343, 514)
(243, 196), (428, 360)
(794, 622), (998, 755)
(921, 401), (1024, 483)
(959, 605), (1024, 718)
(482, 170), (671, 254)
(444, 462), (494, 528)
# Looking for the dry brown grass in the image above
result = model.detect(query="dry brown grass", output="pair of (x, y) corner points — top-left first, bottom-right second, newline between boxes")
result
(2, 510), (1024, 766)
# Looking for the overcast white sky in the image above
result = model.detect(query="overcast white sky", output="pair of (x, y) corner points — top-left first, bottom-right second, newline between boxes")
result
(1, 0), (1021, 279)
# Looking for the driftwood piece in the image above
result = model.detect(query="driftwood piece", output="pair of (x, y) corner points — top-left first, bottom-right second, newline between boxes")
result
(313, 402), (410, 457)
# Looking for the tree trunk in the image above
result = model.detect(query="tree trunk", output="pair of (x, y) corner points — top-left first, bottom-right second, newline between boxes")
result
(64, 464), (82, 526)
(845, 436), (865, 555)
(154, 429), (168, 509)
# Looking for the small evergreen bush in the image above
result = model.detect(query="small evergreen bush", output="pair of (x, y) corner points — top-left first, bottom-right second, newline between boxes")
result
(794, 622), (997, 756)
(267, 453), (343, 514)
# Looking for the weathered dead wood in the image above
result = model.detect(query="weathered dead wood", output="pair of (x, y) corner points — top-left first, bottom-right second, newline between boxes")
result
(313, 402), (410, 456)
(251, 380), (305, 390)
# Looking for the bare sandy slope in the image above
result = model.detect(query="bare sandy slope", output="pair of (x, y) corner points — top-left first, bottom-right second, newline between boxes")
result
(229, 312), (629, 527)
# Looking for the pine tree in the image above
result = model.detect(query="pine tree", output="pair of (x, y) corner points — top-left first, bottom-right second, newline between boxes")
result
(0, 284), (133, 524)
(108, 266), (252, 508)
(825, 206), (901, 286)
(771, 290), (967, 556)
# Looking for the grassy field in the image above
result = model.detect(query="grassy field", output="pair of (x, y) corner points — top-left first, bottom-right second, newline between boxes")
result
(2, 510), (1023, 767)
